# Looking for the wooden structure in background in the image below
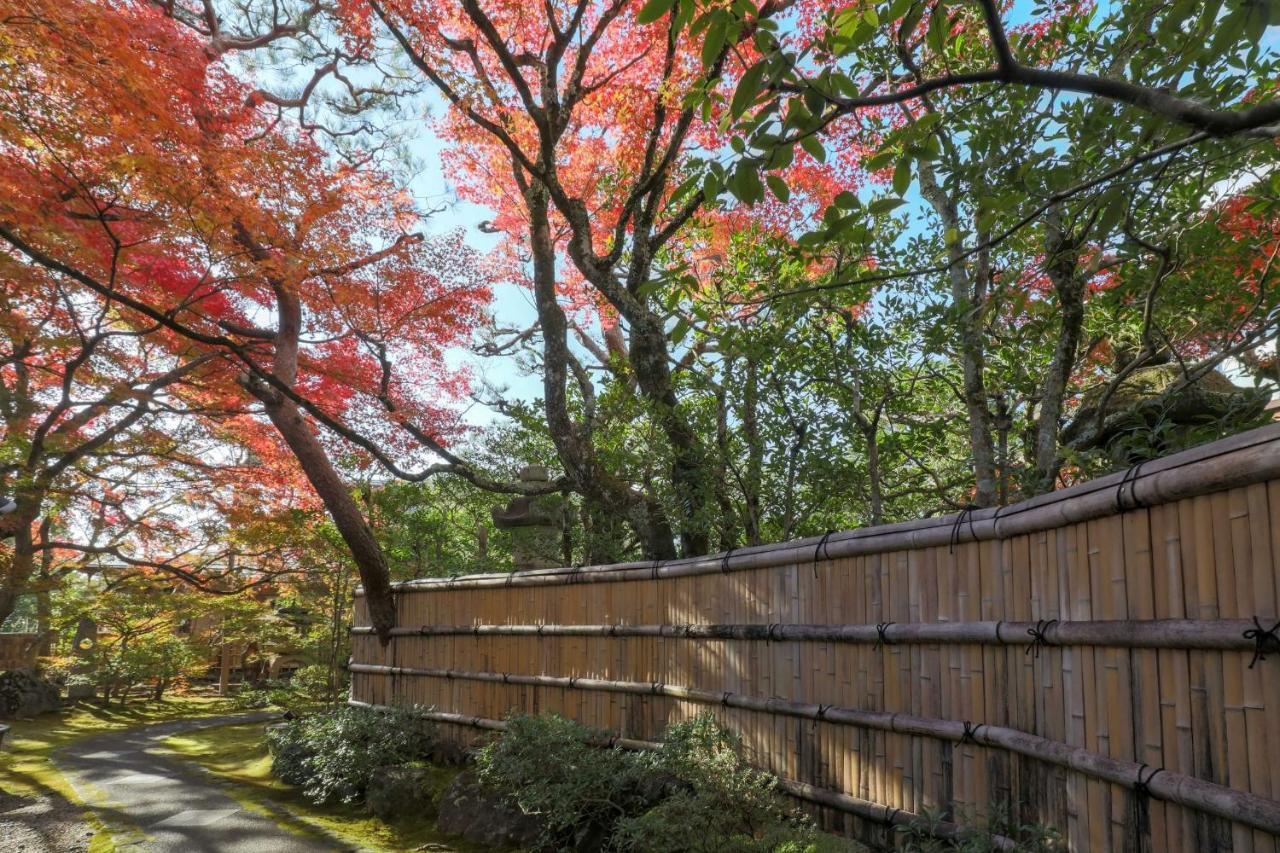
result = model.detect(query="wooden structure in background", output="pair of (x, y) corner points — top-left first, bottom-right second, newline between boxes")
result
(0, 633), (38, 672)
(351, 424), (1280, 851)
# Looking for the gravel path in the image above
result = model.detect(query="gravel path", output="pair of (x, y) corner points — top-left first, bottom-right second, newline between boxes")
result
(53, 713), (341, 852)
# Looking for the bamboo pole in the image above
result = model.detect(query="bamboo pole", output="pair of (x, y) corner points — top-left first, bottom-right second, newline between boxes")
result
(345, 699), (1015, 850)
(355, 423), (1280, 595)
(348, 618), (1269, 651)
(345, 663), (1280, 836)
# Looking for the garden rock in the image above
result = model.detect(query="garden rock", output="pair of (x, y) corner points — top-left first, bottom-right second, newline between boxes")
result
(436, 770), (543, 848)
(0, 669), (61, 719)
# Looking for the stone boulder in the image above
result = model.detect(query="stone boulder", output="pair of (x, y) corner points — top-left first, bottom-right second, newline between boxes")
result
(436, 770), (544, 849)
(1062, 364), (1270, 459)
(0, 669), (62, 719)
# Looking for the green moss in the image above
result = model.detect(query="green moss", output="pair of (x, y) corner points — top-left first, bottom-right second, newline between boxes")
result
(158, 721), (489, 853)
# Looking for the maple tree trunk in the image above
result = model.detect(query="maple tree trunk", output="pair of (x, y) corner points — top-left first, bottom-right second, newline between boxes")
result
(261, 397), (396, 644)
(0, 513), (37, 627)
(1033, 206), (1088, 494)
(246, 277), (397, 644)
(918, 161), (998, 507)
(625, 315), (713, 557)
(35, 520), (52, 656)
(524, 180), (678, 561)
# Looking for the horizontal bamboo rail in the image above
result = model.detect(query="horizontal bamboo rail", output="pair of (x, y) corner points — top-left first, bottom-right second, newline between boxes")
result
(346, 699), (1015, 850)
(357, 422), (1280, 595)
(350, 617), (1269, 652)
(348, 662), (1280, 836)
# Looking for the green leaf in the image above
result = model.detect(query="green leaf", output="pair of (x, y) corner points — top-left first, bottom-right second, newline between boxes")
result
(892, 158), (911, 195)
(766, 142), (794, 170)
(702, 14), (728, 68)
(926, 1), (948, 53)
(835, 190), (859, 209)
(800, 135), (826, 163)
(670, 317), (692, 345)
(636, 0), (675, 25)
(731, 61), (768, 117)
(864, 149), (896, 171)
(869, 197), (906, 215)
(766, 174), (790, 202)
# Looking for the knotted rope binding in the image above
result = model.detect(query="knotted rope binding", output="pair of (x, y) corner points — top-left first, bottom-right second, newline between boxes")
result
(813, 530), (835, 577)
(721, 691), (734, 707)
(949, 504), (979, 554)
(1025, 618), (1057, 658)
(960, 721), (984, 745)
(1114, 460), (1146, 512)
(874, 621), (895, 650)
(1133, 764), (1164, 797)
(1244, 616), (1280, 668)
(721, 548), (735, 574)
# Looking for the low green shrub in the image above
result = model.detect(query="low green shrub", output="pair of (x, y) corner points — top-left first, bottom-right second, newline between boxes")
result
(473, 713), (655, 847)
(896, 804), (1062, 852)
(267, 705), (438, 805)
(617, 714), (849, 853)
(474, 712), (859, 853)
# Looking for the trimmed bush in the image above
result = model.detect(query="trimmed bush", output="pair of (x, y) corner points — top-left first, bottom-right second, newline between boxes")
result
(473, 712), (859, 853)
(267, 705), (437, 805)
(474, 713), (657, 847)
(616, 714), (845, 853)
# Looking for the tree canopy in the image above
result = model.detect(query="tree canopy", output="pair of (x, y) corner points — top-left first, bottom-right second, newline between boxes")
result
(1, 0), (1277, 642)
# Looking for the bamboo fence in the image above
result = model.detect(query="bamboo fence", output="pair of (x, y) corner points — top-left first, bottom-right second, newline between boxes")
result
(351, 423), (1280, 851)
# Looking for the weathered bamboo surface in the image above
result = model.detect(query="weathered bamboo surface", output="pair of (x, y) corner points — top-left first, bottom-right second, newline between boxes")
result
(351, 424), (1280, 851)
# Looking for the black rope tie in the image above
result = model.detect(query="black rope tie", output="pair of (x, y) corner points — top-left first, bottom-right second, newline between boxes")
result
(813, 530), (835, 578)
(721, 548), (735, 574)
(1244, 616), (1280, 668)
(1025, 618), (1058, 658)
(815, 704), (831, 721)
(994, 620), (1004, 643)
(537, 624), (546, 637)
(501, 673), (510, 684)
(607, 735), (618, 749)
(1134, 764), (1164, 797)
(1114, 460), (1146, 513)
(568, 676), (578, 689)
(722, 691), (734, 707)
(472, 624), (481, 638)
(609, 623), (619, 637)
(651, 682), (664, 695)
(886, 807), (901, 825)
(766, 623), (782, 642)
(874, 621), (895, 650)
(960, 721), (984, 745)
(948, 504), (979, 554)
(651, 560), (661, 581)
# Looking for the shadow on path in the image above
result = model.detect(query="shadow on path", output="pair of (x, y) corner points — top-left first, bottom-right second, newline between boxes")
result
(55, 713), (341, 853)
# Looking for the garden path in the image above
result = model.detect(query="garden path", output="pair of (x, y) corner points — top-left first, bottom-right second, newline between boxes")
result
(54, 713), (341, 852)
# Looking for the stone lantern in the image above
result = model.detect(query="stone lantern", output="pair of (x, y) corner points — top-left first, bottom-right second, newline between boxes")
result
(491, 465), (564, 571)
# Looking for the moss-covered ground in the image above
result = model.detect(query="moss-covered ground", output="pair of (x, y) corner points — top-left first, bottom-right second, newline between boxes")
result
(0, 695), (237, 852)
